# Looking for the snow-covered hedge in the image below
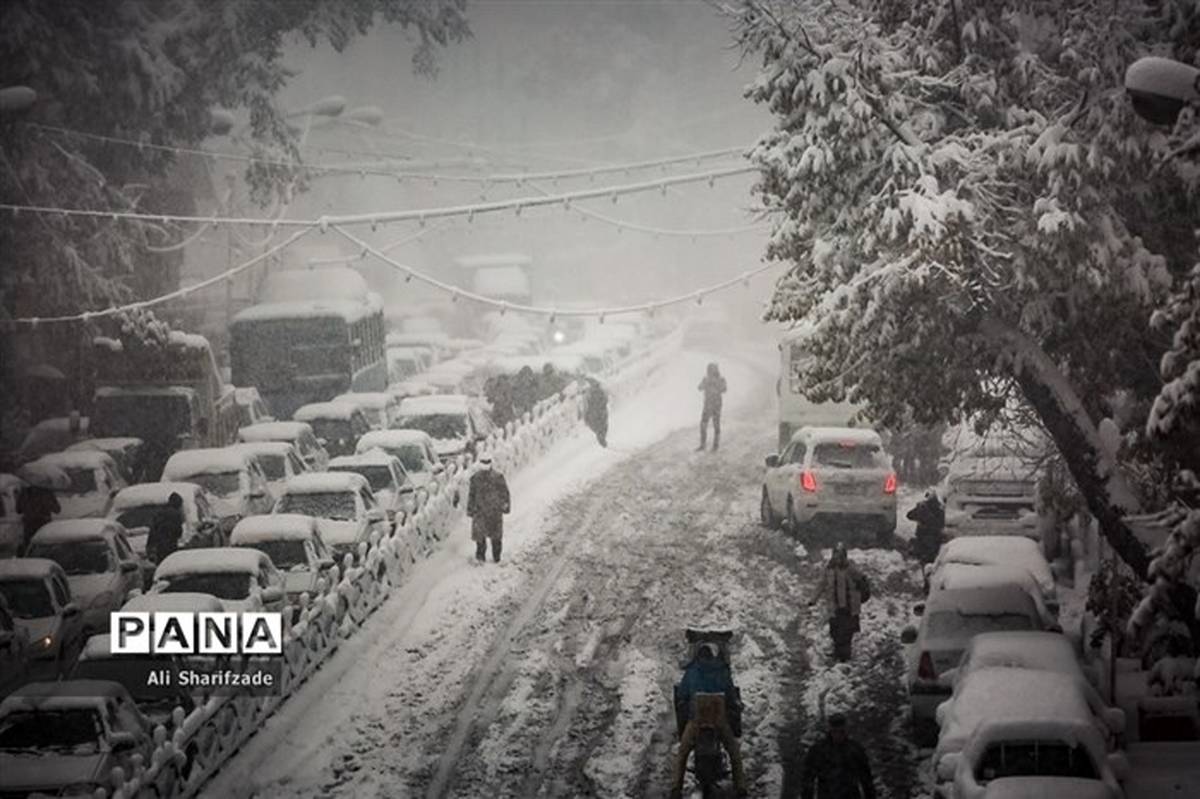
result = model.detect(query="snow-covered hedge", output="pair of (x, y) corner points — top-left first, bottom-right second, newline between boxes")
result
(106, 328), (679, 799)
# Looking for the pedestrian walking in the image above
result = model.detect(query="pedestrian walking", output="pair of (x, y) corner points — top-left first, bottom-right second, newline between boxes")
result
(810, 543), (871, 661)
(583, 377), (609, 447)
(147, 491), (185, 566)
(467, 454), (510, 563)
(799, 713), (877, 799)
(906, 489), (945, 565)
(697, 362), (727, 451)
(15, 480), (59, 556)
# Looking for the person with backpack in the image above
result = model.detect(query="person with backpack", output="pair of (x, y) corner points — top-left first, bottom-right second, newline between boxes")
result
(810, 543), (871, 661)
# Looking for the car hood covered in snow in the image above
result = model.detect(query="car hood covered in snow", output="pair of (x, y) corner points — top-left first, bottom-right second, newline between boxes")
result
(314, 519), (363, 548)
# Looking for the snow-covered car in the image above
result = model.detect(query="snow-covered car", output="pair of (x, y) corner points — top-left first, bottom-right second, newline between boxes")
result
(66, 436), (147, 484)
(928, 563), (1059, 629)
(928, 535), (1059, 615)
(948, 719), (1128, 799)
(394, 394), (493, 461)
(761, 426), (898, 544)
(386, 378), (440, 402)
(232, 385), (275, 427)
(293, 401), (371, 458)
(237, 420), (329, 472)
(333, 391), (401, 431)
(149, 548), (286, 614)
(939, 430), (1045, 540)
(901, 583), (1051, 741)
(386, 331), (445, 361)
(13, 414), (89, 464)
(272, 472), (390, 562)
(233, 440), (309, 499)
(230, 514), (337, 605)
(26, 520), (144, 635)
(161, 447), (275, 523)
(386, 345), (428, 382)
(25, 449), (127, 519)
(0, 473), (25, 558)
(0, 680), (164, 799)
(353, 429), (442, 493)
(0, 596), (32, 700)
(0, 558), (86, 679)
(108, 481), (228, 557)
(328, 452), (412, 524)
(933, 668), (1126, 786)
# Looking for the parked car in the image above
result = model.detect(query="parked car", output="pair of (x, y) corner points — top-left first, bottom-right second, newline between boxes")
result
(386, 379), (439, 402)
(161, 447), (275, 524)
(237, 420), (330, 472)
(761, 426), (898, 544)
(0, 473), (25, 557)
(354, 429), (442, 492)
(948, 719), (1127, 799)
(25, 520), (144, 635)
(901, 582), (1051, 743)
(0, 596), (31, 699)
(329, 452), (412, 524)
(393, 394), (493, 461)
(0, 558), (86, 679)
(932, 668), (1126, 786)
(293, 401), (371, 458)
(230, 514), (337, 605)
(66, 437), (148, 484)
(272, 473), (390, 562)
(232, 385), (275, 428)
(109, 481), (228, 558)
(25, 449), (127, 519)
(929, 563), (1059, 629)
(233, 440), (308, 498)
(0, 680), (164, 799)
(928, 535), (1059, 615)
(13, 415), (89, 464)
(333, 391), (401, 431)
(149, 548), (286, 614)
(386, 345), (428, 382)
(939, 427), (1046, 540)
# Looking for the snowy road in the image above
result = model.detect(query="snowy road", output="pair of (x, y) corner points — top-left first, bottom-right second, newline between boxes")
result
(203, 344), (926, 799)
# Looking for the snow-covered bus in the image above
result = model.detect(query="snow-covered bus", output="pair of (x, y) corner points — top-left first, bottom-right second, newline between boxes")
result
(230, 268), (386, 420)
(777, 325), (865, 450)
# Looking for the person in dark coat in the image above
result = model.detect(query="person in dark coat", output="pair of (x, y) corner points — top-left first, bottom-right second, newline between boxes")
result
(583, 377), (609, 447)
(467, 454), (510, 562)
(512, 366), (539, 417)
(147, 492), (185, 565)
(906, 489), (945, 565)
(799, 713), (877, 799)
(15, 483), (60, 555)
(485, 374), (516, 429)
(697, 362), (727, 451)
(538, 363), (566, 401)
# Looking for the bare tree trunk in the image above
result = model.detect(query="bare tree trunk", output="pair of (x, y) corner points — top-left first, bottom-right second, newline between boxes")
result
(981, 317), (1151, 579)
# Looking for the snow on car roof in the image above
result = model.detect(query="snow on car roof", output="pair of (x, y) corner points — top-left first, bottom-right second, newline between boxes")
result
(931, 563), (1043, 596)
(937, 536), (1054, 593)
(67, 437), (143, 452)
(942, 669), (1090, 740)
(924, 584), (1040, 617)
(121, 592), (225, 614)
(0, 558), (60, 580)
(280, 472), (368, 494)
(155, 547), (267, 578)
(32, 449), (115, 470)
(333, 392), (393, 410)
(163, 448), (250, 478)
(963, 632), (1081, 676)
(112, 482), (200, 510)
(232, 441), (296, 458)
(331, 452), (401, 469)
(233, 298), (381, 325)
(95, 385), (196, 398)
(232, 514), (319, 544)
(398, 394), (470, 415)
(792, 426), (883, 445)
(31, 519), (117, 544)
(356, 430), (434, 451)
(0, 680), (129, 715)
(238, 421), (312, 442)
(232, 386), (264, 402)
(293, 401), (360, 422)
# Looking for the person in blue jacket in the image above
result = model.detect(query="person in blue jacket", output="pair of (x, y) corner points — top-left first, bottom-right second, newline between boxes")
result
(670, 642), (748, 798)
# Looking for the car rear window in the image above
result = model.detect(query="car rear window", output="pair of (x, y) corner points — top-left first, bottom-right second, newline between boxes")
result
(927, 611), (1034, 638)
(277, 491), (356, 521)
(27, 541), (112, 575)
(239, 540), (306, 570)
(0, 708), (104, 752)
(0, 580), (54, 618)
(814, 442), (888, 469)
(161, 573), (250, 600)
(976, 741), (1099, 781)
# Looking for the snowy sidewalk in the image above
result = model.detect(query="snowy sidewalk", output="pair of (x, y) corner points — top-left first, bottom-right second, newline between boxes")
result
(1124, 742), (1200, 799)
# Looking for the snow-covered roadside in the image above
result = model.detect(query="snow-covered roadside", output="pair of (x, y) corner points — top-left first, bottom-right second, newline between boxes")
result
(200, 347), (768, 798)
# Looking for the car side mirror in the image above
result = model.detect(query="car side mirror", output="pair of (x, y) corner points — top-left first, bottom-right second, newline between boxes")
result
(120, 561), (139, 574)
(937, 465), (949, 481)
(316, 558), (335, 571)
(765, 454), (780, 468)
(110, 731), (139, 752)
(62, 603), (81, 618)
(366, 508), (385, 523)
(249, 490), (267, 500)
(1103, 707), (1127, 736)
(912, 603), (925, 616)
(900, 626), (918, 645)
(317, 438), (328, 447)
(261, 586), (284, 604)
(935, 753), (960, 783)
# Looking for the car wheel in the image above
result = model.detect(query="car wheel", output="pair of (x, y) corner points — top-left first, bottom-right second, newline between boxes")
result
(760, 487), (780, 530)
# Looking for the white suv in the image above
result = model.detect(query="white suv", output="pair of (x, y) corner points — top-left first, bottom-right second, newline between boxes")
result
(761, 426), (897, 544)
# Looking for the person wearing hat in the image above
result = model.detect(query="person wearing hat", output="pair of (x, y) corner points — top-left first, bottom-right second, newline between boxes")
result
(670, 642), (748, 798)
(906, 489), (945, 565)
(799, 713), (876, 799)
(467, 454), (510, 563)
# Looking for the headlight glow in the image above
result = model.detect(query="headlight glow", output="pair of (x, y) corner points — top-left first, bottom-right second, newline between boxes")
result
(35, 634), (54, 651)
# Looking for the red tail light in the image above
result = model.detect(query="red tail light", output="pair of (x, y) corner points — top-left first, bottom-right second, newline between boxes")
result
(800, 470), (818, 492)
(918, 651), (937, 680)
(884, 472), (897, 494)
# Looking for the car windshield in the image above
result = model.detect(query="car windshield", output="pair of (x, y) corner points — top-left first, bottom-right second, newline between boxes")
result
(927, 611), (1034, 638)
(813, 442), (888, 469)
(185, 471), (242, 497)
(257, 454), (286, 480)
(116, 504), (172, 530)
(0, 580), (54, 618)
(330, 465), (393, 493)
(27, 541), (112, 575)
(61, 466), (98, 494)
(396, 413), (466, 439)
(392, 445), (427, 472)
(161, 572), (250, 600)
(0, 709), (103, 753)
(240, 540), (307, 570)
(976, 741), (1099, 781)
(309, 419), (352, 443)
(277, 491), (356, 521)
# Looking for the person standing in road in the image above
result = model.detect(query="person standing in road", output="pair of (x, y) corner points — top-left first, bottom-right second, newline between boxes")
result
(467, 454), (510, 563)
(147, 491), (185, 566)
(906, 489), (945, 565)
(583, 376), (609, 447)
(810, 543), (870, 661)
(799, 713), (877, 799)
(697, 362), (727, 451)
(15, 479), (59, 555)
